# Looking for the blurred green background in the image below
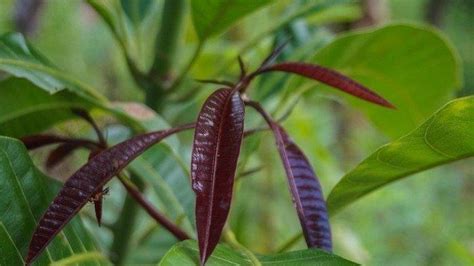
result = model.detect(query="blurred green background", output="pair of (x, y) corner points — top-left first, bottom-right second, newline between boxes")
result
(0, 0), (472, 265)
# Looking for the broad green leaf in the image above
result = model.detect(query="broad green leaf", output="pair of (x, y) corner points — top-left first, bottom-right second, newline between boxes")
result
(287, 23), (461, 138)
(327, 96), (474, 215)
(0, 78), (95, 137)
(258, 249), (358, 265)
(0, 33), (106, 102)
(0, 136), (109, 265)
(0, 33), (144, 133)
(191, 0), (273, 40)
(159, 240), (357, 265)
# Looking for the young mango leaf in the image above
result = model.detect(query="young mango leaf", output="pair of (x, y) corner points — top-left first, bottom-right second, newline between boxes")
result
(191, 88), (245, 265)
(26, 124), (193, 265)
(258, 62), (394, 108)
(159, 240), (357, 265)
(327, 96), (474, 215)
(246, 101), (332, 251)
(271, 124), (332, 251)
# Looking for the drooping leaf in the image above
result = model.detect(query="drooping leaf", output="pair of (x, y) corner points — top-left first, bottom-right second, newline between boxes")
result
(26, 124), (193, 264)
(0, 36), (144, 133)
(191, 88), (245, 264)
(0, 136), (108, 265)
(270, 124), (332, 251)
(191, 0), (273, 40)
(287, 23), (460, 138)
(327, 96), (474, 215)
(259, 62), (394, 108)
(159, 240), (357, 265)
(0, 78), (96, 137)
(0, 33), (105, 101)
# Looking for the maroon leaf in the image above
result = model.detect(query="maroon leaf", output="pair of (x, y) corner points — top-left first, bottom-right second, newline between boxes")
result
(272, 125), (332, 251)
(258, 62), (395, 108)
(25, 124), (193, 265)
(245, 101), (332, 251)
(191, 88), (245, 265)
(20, 134), (99, 150)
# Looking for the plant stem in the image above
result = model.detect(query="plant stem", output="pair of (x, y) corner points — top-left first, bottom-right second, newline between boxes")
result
(147, 0), (187, 110)
(117, 174), (191, 241)
(110, 174), (144, 265)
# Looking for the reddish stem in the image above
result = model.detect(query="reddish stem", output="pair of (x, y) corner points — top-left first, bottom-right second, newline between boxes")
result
(118, 176), (191, 241)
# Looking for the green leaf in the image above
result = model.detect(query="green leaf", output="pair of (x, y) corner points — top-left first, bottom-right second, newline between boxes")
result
(327, 96), (474, 215)
(0, 33), (106, 102)
(0, 136), (109, 265)
(295, 23), (461, 138)
(0, 78), (95, 137)
(258, 249), (358, 265)
(159, 240), (357, 265)
(0, 32), (145, 133)
(86, 0), (158, 71)
(191, 0), (273, 40)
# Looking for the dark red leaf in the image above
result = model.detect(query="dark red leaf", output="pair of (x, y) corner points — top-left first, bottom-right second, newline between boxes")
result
(25, 124), (193, 265)
(20, 135), (71, 150)
(20, 134), (99, 150)
(245, 101), (332, 251)
(45, 142), (83, 169)
(191, 88), (245, 265)
(272, 125), (332, 251)
(258, 62), (395, 108)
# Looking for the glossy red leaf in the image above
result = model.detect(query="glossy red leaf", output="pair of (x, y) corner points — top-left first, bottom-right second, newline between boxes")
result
(25, 124), (193, 265)
(272, 125), (332, 251)
(191, 88), (245, 265)
(259, 62), (394, 108)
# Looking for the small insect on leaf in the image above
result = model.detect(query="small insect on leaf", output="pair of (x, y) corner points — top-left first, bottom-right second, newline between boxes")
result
(191, 88), (245, 265)
(258, 62), (395, 108)
(272, 124), (332, 251)
(25, 124), (193, 265)
(89, 187), (109, 227)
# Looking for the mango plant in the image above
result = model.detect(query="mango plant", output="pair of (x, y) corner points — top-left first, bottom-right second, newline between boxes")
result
(0, 0), (471, 265)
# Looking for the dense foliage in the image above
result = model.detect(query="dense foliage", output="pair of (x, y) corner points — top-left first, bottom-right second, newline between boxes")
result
(0, 0), (472, 265)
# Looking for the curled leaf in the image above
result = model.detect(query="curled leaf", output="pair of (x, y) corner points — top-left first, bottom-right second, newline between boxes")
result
(191, 88), (245, 265)
(258, 62), (394, 108)
(25, 124), (193, 265)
